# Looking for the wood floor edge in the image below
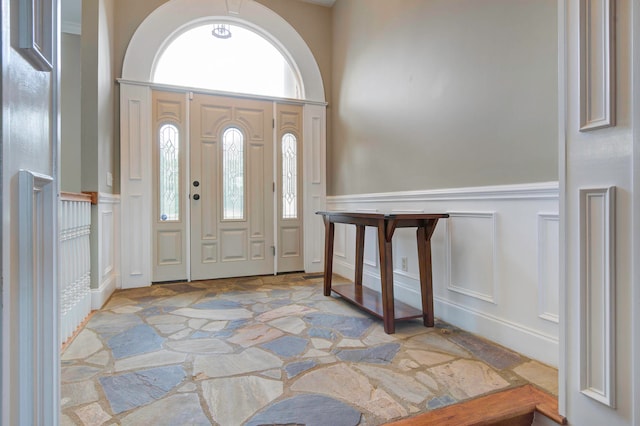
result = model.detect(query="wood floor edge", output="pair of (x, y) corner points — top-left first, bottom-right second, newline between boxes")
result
(384, 385), (567, 426)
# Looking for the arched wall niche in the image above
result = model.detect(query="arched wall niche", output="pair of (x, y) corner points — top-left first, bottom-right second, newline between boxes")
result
(118, 0), (327, 289)
(121, 0), (325, 102)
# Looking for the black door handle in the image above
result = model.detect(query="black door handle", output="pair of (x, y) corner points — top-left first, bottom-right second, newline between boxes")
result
(193, 194), (200, 200)
(193, 180), (200, 187)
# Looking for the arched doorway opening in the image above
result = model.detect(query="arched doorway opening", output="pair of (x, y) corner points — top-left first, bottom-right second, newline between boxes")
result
(119, 0), (327, 288)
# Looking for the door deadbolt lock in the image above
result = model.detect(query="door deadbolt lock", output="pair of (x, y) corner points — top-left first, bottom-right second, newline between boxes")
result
(193, 194), (200, 200)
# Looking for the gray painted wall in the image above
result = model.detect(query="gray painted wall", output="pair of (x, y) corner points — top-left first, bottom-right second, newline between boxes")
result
(330, 0), (558, 195)
(61, 33), (82, 193)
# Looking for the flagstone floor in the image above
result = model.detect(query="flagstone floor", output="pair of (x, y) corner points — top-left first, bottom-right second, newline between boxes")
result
(61, 273), (558, 426)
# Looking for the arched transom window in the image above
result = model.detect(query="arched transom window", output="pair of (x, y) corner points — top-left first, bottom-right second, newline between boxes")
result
(153, 23), (300, 98)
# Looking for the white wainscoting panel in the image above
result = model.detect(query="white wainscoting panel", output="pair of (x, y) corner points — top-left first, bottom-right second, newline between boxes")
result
(446, 212), (497, 304)
(328, 182), (560, 366)
(92, 193), (121, 309)
(579, 187), (616, 407)
(538, 213), (560, 323)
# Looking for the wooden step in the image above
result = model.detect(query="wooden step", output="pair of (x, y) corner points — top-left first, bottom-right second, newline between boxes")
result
(385, 384), (567, 426)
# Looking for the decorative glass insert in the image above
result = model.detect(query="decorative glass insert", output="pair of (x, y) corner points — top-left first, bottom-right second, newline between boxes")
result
(159, 124), (180, 221)
(282, 133), (298, 219)
(223, 128), (245, 220)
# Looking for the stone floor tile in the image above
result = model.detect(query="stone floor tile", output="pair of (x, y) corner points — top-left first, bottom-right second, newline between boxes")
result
(362, 327), (398, 346)
(86, 312), (143, 334)
(171, 307), (253, 320)
(201, 320), (228, 331)
(85, 350), (110, 366)
(260, 369), (282, 379)
(153, 324), (187, 335)
(74, 402), (112, 425)
(107, 324), (164, 359)
(193, 347), (283, 378)
(304, 313), (374, 338)
(261, 335), (308, 357)
(415, 371), (440, 391)
(426, 394), (457, 410)
(188, 318), (208, 329)
(312, 300), (369, 318)
(355, 365), (432, 405)
(362, 389), (408, 421)
(246, 394), (361, 426)
(99, 365), (185, 414)
(120, 393), (210, 426)
(513, 361), (559, 395)
(146, 314), (188, 325)
(308, 327), (337, 340)
(61, 380), (99, 408)
(268, 316), (307, 334)
(114, 349), (187, 372)
(202, 376), (283, 426)
(227, 323), (284, 347)
(406, 349), (455, 366)
(60, 413), (76, 426)
(337, 338), (366, 348)
(168, 328), (193, 340)
(290, 364), (374, 405)
(311, 338), (332, 349)
(285, 360), (318, 378)
(405, 332), (471, 358)
(449, 332), (522, 370)
(256, 304), (318, 322)
(61, 365), (102, 383)
(428, 359), (510, 400)
(192, 299), (242, 310)
(166, 338), (233, 354)
(62, 329), (103, 360)
(111, 305), (143, 314)
(335, 343), (401, 364)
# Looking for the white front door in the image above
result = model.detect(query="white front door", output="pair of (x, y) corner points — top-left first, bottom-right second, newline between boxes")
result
(189, 94), (275, 280)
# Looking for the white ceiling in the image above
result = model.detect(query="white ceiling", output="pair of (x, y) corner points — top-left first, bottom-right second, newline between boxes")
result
(60, 0), (335, 35)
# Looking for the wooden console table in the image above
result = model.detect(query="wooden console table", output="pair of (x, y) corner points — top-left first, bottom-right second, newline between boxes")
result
(317, 211), (448, 334)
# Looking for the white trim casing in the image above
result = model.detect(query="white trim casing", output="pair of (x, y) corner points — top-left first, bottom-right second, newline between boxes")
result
(327, 182), (560, 366)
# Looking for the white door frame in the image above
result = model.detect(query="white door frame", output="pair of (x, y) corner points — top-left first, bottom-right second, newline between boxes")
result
(119, 0), (327, 288)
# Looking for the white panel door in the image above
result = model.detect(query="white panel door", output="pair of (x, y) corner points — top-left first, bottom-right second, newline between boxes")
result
(190, 94), (274, 280)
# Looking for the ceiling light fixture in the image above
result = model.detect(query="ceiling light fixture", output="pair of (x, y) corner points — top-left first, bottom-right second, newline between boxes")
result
(212, 23), (232, 39)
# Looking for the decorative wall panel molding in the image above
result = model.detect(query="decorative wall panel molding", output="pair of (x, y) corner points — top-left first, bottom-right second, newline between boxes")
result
(579, 0), (616, 131)
(446, 212), (497, 304)
(579, 187), (616, 407)
(538, 213), (560, 323)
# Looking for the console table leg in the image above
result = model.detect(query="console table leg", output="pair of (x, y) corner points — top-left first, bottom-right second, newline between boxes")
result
(417, 225), (435, 327)
(355, 225), (365, 287)
(378, 221), (395, 334)
(323, 217), (335, 297)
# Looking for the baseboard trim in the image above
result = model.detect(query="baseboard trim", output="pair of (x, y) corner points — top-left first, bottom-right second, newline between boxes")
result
(91, 275), (117, 310)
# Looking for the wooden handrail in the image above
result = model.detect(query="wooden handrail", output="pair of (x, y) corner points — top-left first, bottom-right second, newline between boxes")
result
(60, 192), (93, 203)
